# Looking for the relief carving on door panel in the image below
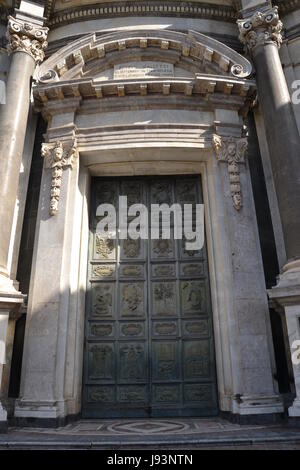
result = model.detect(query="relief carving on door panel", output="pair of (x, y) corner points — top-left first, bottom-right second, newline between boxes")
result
(152, 239), (174, 259)
(184, 384), (213, 403)
(95, 234), (116, 260)
(184, 341), (210, 379)
(153, 342), (179, 380)
(118, 385), (147, 403)
(151, 181), (172, 205)
(120, 344), (146, 380)
(92, 264), (115, 279)
(153, 385), (180, 403)
(120, 323), (144, 337)
(88, 386), (115, 403)
(90, 323), (114, 338)
(93, 284), (114, 317)
(88, 344), (114, 380)
(121, 238), (142, 259)
(181, 281), (206, 315)
(153, 282), (176, 316)
(121, 283), (144, 317)
(177, 182), (198, 205)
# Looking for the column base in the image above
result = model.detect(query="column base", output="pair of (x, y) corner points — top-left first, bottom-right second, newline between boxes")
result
(231, 394), (284, 416)
(0, 403), (8, 433)
(289, 398), (300, 417)
(14, 400), (80, 428)
(14, 398), (81, 428)
(268, 260), (300, 423)
(0, 272), (25, 309)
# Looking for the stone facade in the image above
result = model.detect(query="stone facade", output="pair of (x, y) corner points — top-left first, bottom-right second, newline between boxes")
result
(0, 0), (300, 429)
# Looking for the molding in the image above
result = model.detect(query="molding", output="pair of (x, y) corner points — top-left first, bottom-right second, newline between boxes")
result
(41, 139), (78, 216)
(48, 2), (237, 29)
(278, 0), (300, 15)
(6, 15), (49, 64)
(237, 6), (283, 52)
(212, 133), (248, 211)
(35, 30), (253, 84)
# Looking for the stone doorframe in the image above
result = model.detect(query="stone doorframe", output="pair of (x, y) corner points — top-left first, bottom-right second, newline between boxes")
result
(14, 29), (283, 425)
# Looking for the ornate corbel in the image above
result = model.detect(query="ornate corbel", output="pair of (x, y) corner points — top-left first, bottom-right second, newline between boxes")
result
(237, 6), (283, 53)
(41, 140), (78, 216)
(7, 16), (49, 64)
(212, 134), (248, 211)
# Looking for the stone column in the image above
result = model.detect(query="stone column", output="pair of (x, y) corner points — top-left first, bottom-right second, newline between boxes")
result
(238, 6), (300, 418)
(0, 10), (48, 295)
(0, 5), (48, 430)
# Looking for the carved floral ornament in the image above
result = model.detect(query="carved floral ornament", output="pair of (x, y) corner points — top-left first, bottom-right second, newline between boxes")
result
(7, 16), (49, 65)
(41, 140), (78, 216)
(237, 6), (283, 52)
(212, 134), (248, 211)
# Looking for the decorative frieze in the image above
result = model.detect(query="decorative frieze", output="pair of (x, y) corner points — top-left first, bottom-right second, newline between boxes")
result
(7, 16), (48, 64)
(212, 134), (248, 211)
(237, 7), (283, 52)
(41, 140), (78, 216)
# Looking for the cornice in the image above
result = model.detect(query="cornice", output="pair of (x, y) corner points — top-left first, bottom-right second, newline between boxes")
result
(277, 0), (300, 15)
(48, 2), (237, 29)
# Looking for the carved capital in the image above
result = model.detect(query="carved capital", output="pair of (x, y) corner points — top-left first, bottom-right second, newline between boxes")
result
(237, 6), (283, 52)
(41, 140), (78, 216)
(7, 16), (49, 64)
(212, 134), (248, 211)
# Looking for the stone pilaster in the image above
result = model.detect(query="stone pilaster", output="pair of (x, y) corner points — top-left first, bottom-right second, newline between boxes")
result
(0, 4), (48, 429)
(238, 6), (300, 417)
(14, 136), (87, 424)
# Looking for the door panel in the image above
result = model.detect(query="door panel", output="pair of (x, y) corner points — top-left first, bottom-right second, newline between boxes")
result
(82, 176), (218, 417)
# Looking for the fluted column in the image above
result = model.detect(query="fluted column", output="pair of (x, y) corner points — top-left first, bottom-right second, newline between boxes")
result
(0, 10), (48, 297)
(238, 6), (300, 419)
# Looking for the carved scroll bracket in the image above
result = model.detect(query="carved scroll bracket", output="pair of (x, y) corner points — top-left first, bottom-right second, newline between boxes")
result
(212, 134), (248, 211)
(237, 6), (283, 53)
(7, 16), (49, 65)
(41, 140), (78, 216)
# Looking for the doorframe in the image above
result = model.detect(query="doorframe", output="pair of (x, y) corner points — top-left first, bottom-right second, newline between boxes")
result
(75, 149), (238, 417)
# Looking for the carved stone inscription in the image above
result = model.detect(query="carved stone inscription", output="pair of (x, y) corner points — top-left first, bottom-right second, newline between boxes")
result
(114, 61), (174, 79)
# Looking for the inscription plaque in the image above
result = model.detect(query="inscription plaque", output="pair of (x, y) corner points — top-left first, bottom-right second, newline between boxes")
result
(114, 61), (174, 79)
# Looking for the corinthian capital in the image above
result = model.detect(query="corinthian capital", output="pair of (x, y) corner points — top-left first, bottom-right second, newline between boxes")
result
(7, 16), (49, 64)
(237, 6), (283, 53)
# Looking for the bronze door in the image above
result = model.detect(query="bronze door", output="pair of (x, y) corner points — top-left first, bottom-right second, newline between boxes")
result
(82, 176), (218, 417)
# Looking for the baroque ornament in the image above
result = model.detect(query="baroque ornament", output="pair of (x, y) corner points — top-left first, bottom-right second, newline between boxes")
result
(7, 16), (49, 64)
(237, 7), (283, 52)
(212, 134), (248, 211)
(41, 140), (78, 216)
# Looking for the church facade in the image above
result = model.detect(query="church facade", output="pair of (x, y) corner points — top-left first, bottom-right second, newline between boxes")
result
(0, 0), (300, 430)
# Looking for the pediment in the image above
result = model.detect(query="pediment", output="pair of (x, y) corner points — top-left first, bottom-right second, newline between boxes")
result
(36, 29), (252, 84)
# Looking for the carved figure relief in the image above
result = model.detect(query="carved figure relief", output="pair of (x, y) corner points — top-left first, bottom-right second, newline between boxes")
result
(93, 284), (113, 316)
(120, 344), (144, 379)
(153, 282), (176, 316)
(181, 281), (204, 314)
(122, 283), (143, 316)
(95, 235), (115, 259)
(41, 140), (78, 216)
(212, 134), (248, 211)
(123, 238), (141, 258)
